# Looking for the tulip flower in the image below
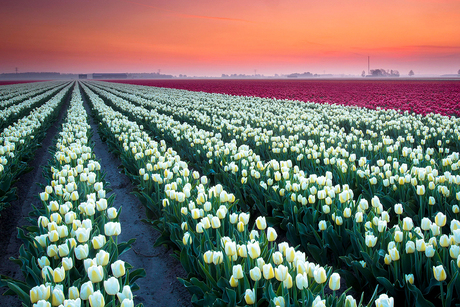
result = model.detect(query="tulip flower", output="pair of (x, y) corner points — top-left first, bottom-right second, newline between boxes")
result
(117, 286), (133, 303)
(111, 260), (126, 278)
(92, 235), (107, 250)
(80, 281), (94, 300)
(313, 267), (327, 284)
(365, 234), (377, 248)
(263, 263), (275, 280)
(62, 257), (73, 271)
(247, 241), (261, 259)
(33, 300), (51, 307)
(273, 296), (285, 307)
(311, 296), (325, 307)
(328, 272), (341, 291)
(250, 267), (262, 281)
(88, 265), (104, 283)
(388, 247), (400, 261)
(212, 251), (223, 265)
(273, 251), (283, 265)
(211, 216), (221, 229)
(232, 264), (244, 279)
(425, 244), (435, 258)
(51, 286), (65, 306)
(433, 265), (447, 281)
(75, 244), (89, 260)
(229, 275), (239, 287)
(225, 241), (237, 256)
(267, 227), (278, 242)
(244, 289), (256, 305)
(107, 207), (117, 219)
(435, 212), (447, 227)
(30, 284), (51, 303)
(416, 185), (425, 196)
(405, 274), (414, 285)
(402, 217), (414, 231)
(53, 266), (65, 283)
(120, 299), (134, 307)
(68, 286), (79, 299)
(296, 273), (308, 290)
(394, 203), (403, 215)
(104, 276), (120, 295)
(96, 250), (110, 266)
(203, 250), (213, 264)
(421, 218), (431, 231)
(375, 294), (394, 307)
(104, 222), (121, 236)
(89, 290), (105, 307)
(37, 256), (50, 269)
(255, 216), (267, 230)
(275, 264), (289, 282)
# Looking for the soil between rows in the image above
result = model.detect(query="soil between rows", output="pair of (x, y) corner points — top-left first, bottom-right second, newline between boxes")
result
(0, 85), (192, 306)
(82, 94), (192, 306)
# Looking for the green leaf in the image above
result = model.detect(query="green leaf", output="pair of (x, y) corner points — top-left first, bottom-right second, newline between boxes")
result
(6, 281), (30, 304)
(376, 277), (397, 297)
(406, 283), (435, 307)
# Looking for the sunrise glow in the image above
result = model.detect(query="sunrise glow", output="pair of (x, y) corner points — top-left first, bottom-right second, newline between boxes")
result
(1, 0), (459, 76)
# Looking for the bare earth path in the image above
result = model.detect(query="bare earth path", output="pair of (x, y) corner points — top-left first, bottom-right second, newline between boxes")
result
(82, 93), (192, 306)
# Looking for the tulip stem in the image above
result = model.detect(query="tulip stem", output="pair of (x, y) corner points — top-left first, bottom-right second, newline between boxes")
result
(440, 281), (445, 307)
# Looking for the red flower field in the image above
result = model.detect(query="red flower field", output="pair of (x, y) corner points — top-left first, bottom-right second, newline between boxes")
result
(109, 79), (460, 117)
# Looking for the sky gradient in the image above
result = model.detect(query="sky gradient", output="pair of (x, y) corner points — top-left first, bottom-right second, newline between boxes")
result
(1, 0), (459, 76)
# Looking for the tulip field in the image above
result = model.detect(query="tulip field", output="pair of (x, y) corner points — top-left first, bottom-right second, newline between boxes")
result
(110, 79), (460, 117)
(1, 80), (460, 307)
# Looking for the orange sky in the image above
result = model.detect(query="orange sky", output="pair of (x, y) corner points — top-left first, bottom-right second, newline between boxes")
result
(1, 0), (459, 76)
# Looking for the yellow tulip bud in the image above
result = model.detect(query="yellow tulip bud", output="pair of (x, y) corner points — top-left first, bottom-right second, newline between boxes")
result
(111, 260), (126, 278)
(88, 265), (104, 283)
(263, 263), (275, 280)
(53, 267), (65, 283)
(433, 265), (447, 281)
(96, 250), (110, 266)
(250, 267), (262, 281)
(313, 267), (327, 284)
(51, 286), (65, 306)
(203, 251), (213, 264)
(89, 290), (105, 307)
(30, 284), (51, 303)
(229, 275), (239, 287)
(267, 227), (278, 242)
(244, 289), (256, 305)
(104, 276), (120, 295)
(329, 272), (341, 291)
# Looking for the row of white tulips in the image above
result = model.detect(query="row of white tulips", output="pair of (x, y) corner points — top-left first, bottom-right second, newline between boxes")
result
(81, 82), (392, 306)
(1, 82), (70, 128)
(91, 81), (459, 165)
(1, 84), (143, 307)
(0, 83), (73, 213)
(0, 81), (67, 109)
(84, 81), (460, 305)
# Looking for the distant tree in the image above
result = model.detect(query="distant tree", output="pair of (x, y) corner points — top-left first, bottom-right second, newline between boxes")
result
(458, 69), (460, 75)
(362, 70), (366, 77)
(409, 70), (414, 77)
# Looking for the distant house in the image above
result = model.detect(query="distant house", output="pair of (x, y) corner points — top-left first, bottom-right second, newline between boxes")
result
(367, 69), (400, 77)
